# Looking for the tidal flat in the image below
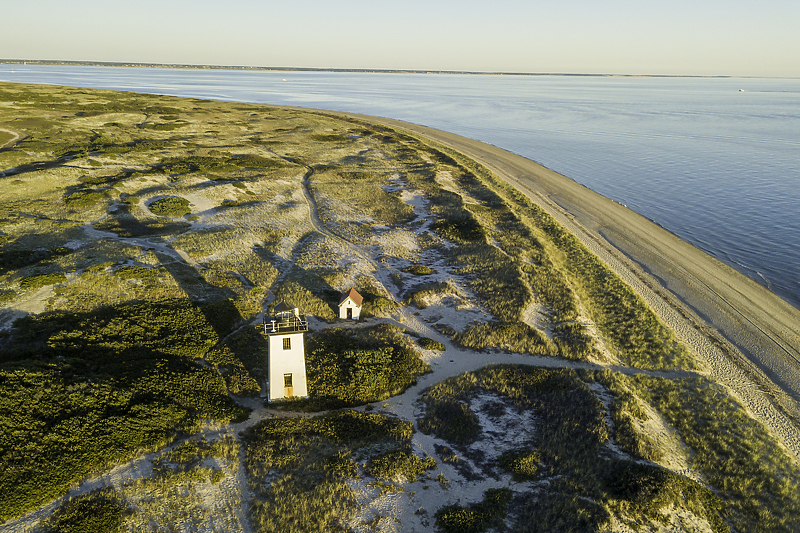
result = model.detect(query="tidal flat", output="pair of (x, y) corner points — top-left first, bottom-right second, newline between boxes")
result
(1, 82), (799, 532)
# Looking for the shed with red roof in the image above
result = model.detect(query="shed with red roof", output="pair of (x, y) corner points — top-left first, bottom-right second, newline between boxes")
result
(338, 288), (363, 320)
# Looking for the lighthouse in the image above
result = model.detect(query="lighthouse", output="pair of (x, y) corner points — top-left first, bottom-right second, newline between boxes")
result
(264, 300), (309, 401)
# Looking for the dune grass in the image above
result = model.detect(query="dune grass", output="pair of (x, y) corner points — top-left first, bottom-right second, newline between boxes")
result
(310, 167), (416, 230)
(384, 129), (694, 369)
(18, 271), (67, 290)
(147, 196), (191, 217)
(292, 323), (431, 411)
(435, 488), (512, 533)
(0, 298), (249, 521)
(615, 373), (800, 532)
(244, 410), (425, 533)
(419, 365), (731, 532)
(0, 130), (15, 146)
(36, 488), (127, 533)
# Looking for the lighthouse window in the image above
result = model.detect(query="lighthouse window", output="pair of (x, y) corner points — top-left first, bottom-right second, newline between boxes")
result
(284, 373), (293, 388)
(283, 337), (291, 350)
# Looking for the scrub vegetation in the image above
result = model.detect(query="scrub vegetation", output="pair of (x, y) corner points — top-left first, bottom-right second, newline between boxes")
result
(300, 323), (431, 410)
(147, 196), (191, 217)
(243, 410), (429, 533)
(419, 365), (800, 532)
(0, 82), (797, 532)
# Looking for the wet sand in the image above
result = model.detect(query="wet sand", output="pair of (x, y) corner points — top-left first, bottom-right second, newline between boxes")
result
(316, 109), (800, 457)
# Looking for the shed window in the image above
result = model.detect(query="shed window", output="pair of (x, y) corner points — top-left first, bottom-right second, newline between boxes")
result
(283, 337), (291, 350)
(284, 373), (293, 388)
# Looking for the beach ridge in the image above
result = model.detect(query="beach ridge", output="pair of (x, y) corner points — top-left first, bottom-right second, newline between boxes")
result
(327, 110), (800, 458)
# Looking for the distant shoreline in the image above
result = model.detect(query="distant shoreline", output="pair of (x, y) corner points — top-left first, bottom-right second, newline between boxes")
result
(0, 59), (755, 79)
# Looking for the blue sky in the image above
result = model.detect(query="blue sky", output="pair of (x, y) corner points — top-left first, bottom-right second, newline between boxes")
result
(4, 0), (799, 77)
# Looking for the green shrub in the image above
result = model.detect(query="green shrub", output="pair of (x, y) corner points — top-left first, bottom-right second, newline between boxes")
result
(404, 281), (457, 309)
(41, 488), (126, 533)
(162, 439), (209, 465)
(513, 492), (611, 533)
(301, 324), (430, 409)
(591, 376), (664, 463)
(0, 290), (16, 304)
(325, 449), (358, 478)
(498, 451), (541, 480)
(155, 154), (286, 176)
(360, 295), (398, 317)
(148, 196), (191, 217)
(114, 265), (158, 280)
(0, 247), (71, 274)
(417, 366), (732, 531)
(398, 133), (693, 369)
(94, 208), (190, 238)
(18, 272), (67, 290)
(217, 199), (244, 209)
(273, 280), (336, 320)
(403, 265), (435, 275)
(419, 398), (482, 445)
(143, 105), (182, 115)
(205, 327), (266, 396)
(64, 189), (105, 207)
(435, 488), (512, 533)
(245, 411), (411, 533)
(310, 133), (348, 142)
(453, 321), (555, 355)
(418, 337), (446, 351)
(432, 218), (486, 243)
(628, 375), (800, 532)
(12, 298), (226, 360)
(84, 261), (116, 274)
(366, 450), (436, 482)
(231, 154), (286, 169)
(0, 297), (249, 520)
(160, 436), (238, 468)
(143, 122), (186, 131)
(157, 156), (237, 175)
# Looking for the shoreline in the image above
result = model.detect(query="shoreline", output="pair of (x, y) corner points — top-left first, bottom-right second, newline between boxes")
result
(0, 60), (754, 79)
(313, 108), (800, 457)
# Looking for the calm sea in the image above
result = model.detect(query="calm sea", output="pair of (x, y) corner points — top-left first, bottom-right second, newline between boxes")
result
(1, 65), (799, 309)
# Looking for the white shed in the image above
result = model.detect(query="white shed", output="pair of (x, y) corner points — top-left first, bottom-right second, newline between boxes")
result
(338, 288), (363, 320)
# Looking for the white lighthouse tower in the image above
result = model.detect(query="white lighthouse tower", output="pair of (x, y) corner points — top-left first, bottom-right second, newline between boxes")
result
(264, 300), (309, 401)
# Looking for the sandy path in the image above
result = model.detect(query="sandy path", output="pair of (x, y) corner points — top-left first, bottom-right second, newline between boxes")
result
(0, 127), (22, 150)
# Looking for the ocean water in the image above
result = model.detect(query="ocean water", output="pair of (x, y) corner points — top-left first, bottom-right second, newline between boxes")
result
(1, 65), (799, 308)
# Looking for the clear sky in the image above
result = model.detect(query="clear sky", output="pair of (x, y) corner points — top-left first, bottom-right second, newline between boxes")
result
(4, 0), (799, 77)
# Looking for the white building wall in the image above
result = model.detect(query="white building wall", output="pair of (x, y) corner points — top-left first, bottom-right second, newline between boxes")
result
(267, 332), (308, 401)
(338, 297), (362, 320)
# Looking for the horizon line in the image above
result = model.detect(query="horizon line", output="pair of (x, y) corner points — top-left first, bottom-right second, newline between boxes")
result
(2, 58), (790, 79)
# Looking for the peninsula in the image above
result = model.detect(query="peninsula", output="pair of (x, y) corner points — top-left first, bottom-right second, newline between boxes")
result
(1, 82), (798, 533)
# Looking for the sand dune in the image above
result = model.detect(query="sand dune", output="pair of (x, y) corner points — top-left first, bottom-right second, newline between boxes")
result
(314, 110), (800, 459)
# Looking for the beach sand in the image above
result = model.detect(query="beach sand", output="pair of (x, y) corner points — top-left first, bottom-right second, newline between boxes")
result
(313, 110), (800, 458)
